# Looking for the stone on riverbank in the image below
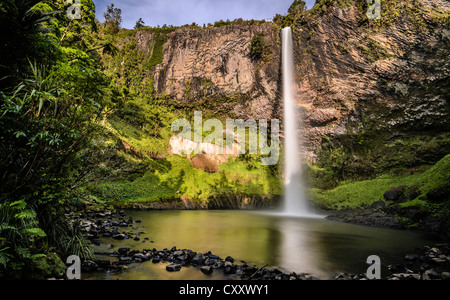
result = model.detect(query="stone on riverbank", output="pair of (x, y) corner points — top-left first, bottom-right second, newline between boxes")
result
(166, 264), (182, 272)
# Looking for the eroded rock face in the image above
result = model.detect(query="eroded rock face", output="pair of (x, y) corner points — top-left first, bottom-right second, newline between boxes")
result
(291, 2), (450, 162)
(128, 0), (449, 167)
(149, 24), (281, 121)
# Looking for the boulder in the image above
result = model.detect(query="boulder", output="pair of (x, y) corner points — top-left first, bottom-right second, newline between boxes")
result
(423, 269), (440, 280)
(82, 260), (99, 272)
(225, 256), (234, 263)
(119, 257), (133, 263)
(118, 248), (130, 256)
(90, 238), (101, 246)
(112, 234), (126, 240)
(224, 261), (236, 274)
(166, 264), (182, 272)
(191, 253), (205, 266)
(133, 253), (149, 261)
(383, 186), (407, 202)
(441, 272), (450, 280)
(200, 266), (213, 274)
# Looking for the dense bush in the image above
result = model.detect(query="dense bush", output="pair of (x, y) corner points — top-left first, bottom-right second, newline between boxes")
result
(0, 0), (104, 279)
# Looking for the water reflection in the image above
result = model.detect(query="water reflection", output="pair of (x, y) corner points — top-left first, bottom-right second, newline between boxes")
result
(276, 217), (321, 277)
(87, 210), (433, 280)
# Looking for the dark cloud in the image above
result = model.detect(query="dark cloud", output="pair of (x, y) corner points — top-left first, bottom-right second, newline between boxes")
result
(93, 0), (316, 29)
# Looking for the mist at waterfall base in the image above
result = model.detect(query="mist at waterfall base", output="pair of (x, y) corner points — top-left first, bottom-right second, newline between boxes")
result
(280, 27), (321, 218)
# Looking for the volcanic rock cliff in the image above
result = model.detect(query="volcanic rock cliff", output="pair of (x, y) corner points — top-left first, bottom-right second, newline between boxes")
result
(106, 0), (449, 180)
(145, 24), (282, 121)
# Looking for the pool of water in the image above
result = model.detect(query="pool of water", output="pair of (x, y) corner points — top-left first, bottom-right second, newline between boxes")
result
(85, 210), (434, 280)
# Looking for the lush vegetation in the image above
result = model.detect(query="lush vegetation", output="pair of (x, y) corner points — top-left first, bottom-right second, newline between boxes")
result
(0, 0), (448, 279)
(0, 0), (106, 279)
(311, 154), (450, 218)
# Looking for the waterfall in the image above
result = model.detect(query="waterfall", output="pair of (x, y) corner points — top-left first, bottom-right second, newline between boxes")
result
(282, 27), (312, 217)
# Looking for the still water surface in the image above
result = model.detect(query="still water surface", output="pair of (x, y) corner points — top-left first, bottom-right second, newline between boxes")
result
(86, 210), (433, 280)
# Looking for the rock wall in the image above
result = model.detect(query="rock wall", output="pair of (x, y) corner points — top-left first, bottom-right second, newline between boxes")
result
(135, 24), (282, 121)
(126, 0), (449, 173)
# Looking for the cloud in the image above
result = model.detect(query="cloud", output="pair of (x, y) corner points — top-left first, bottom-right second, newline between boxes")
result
(93, 0), (317, 29)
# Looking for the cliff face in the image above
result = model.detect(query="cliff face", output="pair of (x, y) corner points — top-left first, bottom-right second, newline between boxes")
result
(292, 1), (450, 165)
(110, 0), (449, 178)
(136, 24), (282, 121)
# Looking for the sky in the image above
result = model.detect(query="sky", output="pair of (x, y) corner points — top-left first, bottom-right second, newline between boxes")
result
(93, 0), (317, 29)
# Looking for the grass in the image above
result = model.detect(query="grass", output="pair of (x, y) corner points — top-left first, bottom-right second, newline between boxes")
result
(106, 117), (170, 158)
(310, 174), (415, 210)
(88, 154), (282, 205)
(311, 154), (450, 211)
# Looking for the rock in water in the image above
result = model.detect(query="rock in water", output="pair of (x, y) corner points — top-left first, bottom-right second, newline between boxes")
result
(191, 253), (205, 266)
(200, 266), (213, 274)
(166, 264), (182, 272)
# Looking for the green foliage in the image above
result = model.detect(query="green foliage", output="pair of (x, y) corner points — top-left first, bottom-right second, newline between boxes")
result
(0, 0), (104, 278)
(311, 174), (415, 210)
(88, 154), (281, 205)
(142, 33), (168, 69)
(312, 154), (450, 212)
(249, 34), (266, 61)
(134, 17), (145, 30)
(103, 3), (122, 34)
(288, 0), (307, 15)
(0, 200), (47, 276)
(356, 37), (392, 62)
(316, 130), (450, 184)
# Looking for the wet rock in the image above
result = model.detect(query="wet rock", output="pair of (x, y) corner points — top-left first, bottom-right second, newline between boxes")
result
(112, 234), (126, 240)
(388, 264), (409, 273)
(191, 253), (205, 266)
(390, 273), (421, 280)
(214, 260), (224, 269)
(201, 265), (213, 274)
(423, 269), (441, 280)
(225, 256), (234, 263)
(404, 254), (419, 261)
(118, 248), (130, 256)
(206, 253), (220, 260)
(133, 253), (149, 261)
(82, 260), (99, 272)
(431, 257), (447, 265)
(224, 261), (236, 274)
(166, 264), (182, 272)
(334, 273), (353, 280)
(119, 257), (133, 264)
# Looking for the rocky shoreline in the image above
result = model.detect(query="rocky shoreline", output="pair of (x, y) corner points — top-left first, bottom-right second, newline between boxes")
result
(73, 208), (450, 280)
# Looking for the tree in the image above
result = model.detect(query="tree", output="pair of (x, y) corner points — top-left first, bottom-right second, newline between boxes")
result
(0, 0), (105, 279)
(288, 0), (307, 15)
(134, 17), (145, 29)
(250, 34), (266, 61)
(103, 3), (122, 33)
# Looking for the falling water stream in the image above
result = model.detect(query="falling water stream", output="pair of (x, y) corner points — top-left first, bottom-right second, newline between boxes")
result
(282, 27), (316, 218)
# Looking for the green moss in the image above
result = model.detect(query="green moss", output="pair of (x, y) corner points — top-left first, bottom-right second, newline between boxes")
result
(311, 174), (415, 210)
(311, 154), (450, 212)
(356, 37), (392, 62)
(88, 153), (282, 205)
(107, 117), (169, 158)
(142, 33), (168, 70)
(316, 131), (450, 183)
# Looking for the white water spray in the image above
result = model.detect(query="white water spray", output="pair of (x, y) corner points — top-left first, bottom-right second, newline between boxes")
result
(282, 27), (314, 218)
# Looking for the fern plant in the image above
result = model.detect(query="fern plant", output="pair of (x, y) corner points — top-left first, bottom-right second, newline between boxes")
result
(0, 200), (47, 274)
